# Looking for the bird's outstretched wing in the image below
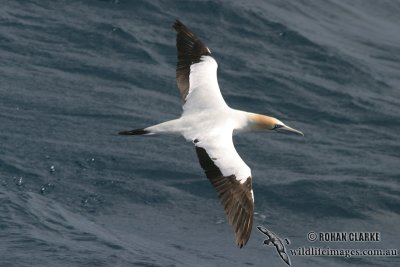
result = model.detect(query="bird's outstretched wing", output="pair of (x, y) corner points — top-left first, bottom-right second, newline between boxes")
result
(194, 132), (254, 248)
(257, 226), (274, 239)
(173, 20), (228, 112)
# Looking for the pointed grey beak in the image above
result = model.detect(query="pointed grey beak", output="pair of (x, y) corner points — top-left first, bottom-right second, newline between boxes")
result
(276, 125), (304, 136)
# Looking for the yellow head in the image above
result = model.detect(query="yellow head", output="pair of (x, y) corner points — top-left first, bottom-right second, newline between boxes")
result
(250, 114), (304, 136)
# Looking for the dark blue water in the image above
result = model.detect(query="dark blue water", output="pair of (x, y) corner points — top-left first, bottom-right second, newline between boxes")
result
(1, 1), (399, 266)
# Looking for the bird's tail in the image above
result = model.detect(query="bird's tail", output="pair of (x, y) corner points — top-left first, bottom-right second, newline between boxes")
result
(119, 119), (182, 136)
(118, 128), (153, 136)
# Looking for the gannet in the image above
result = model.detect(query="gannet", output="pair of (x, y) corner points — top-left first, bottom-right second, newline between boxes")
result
(119, 20), (303, 248)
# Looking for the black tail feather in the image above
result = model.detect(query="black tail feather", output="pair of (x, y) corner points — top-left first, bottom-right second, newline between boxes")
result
(118, 128), (150, 135)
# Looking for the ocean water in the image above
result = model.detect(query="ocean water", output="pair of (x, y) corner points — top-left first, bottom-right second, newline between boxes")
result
(1, 0), (399, 266)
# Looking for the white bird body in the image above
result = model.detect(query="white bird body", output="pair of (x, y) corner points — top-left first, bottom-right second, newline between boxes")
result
(148, 106), (253, 184)
(148, 107), (250, 138)
(119, 20), (303, 248)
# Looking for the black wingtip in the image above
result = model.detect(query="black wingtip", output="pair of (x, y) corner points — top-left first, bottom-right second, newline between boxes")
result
(173, 19), (188, 33)
(173, 19), (182, 29)
(118, 128), (149, 135)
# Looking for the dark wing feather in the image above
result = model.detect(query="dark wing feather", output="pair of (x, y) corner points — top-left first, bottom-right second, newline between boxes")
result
(195, 146), (254, 248)
(173, 20), (211, 101)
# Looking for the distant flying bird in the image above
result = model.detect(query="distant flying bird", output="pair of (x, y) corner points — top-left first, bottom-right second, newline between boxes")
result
(257, 226), (291, 266)
(119, 20), (303, 248)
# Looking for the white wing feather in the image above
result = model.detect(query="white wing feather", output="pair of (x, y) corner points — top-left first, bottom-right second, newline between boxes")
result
(195, 129), (251, 184)
(183, 56), (228, 114)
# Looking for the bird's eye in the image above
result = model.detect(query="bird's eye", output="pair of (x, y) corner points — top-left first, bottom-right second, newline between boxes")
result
(273, 124), (284, 130)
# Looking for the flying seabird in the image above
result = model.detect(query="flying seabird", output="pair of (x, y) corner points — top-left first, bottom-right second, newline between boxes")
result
(257, 226), (291, 266)
(119, 20), (303, 248)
